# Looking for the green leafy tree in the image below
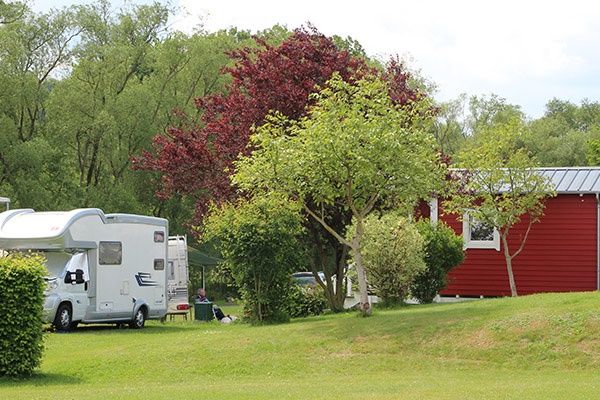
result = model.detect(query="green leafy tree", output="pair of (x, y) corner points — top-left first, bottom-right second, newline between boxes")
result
(444, 116), (555, 297)
(432, 93), (524, 157)
(359, 214), (426, 305)
(524, 99), (600, 167)
(40, 2), (252, 228)
(234, 74), (442, 315)
(45, 1), (170, 211)
(0, 3), (80, 208)
(203, 195), (305, 324)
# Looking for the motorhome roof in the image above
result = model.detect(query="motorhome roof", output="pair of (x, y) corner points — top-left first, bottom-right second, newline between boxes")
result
(0, 208), (105, 240)
(106, 213), (168, 227)
(0, 209), (167, 248)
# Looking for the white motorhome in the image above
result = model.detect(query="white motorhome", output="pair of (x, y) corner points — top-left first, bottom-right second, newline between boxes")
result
(0, 208), (168, 331)
(166, 235), (189, 316)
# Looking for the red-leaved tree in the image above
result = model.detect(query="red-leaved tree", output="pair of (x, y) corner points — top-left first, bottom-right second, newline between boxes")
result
(135, 26), (370, 217)
(135, 26), (424, 311)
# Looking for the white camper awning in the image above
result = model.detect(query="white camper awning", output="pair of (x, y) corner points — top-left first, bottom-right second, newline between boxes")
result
(0, 208), (103, 250)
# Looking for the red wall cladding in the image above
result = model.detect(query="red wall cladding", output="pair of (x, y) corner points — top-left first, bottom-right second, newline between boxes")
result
(439, 194), (598, 297)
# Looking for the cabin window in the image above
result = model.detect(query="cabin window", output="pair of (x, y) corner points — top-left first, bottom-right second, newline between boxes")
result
(462, 213), (500, 251)
(154, 259), (165, 271)
(154, 231), (165, 243)
(168, 261), (175, 280)
(99, 241), (122, 265)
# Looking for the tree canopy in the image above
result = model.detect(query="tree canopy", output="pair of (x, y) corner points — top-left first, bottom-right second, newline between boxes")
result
(234, 74), (442, 314)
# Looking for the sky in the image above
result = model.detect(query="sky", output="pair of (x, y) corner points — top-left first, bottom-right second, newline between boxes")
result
(31, 0), (600, 118)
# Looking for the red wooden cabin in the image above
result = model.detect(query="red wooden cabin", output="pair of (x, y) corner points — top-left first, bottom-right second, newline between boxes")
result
(430, 167), (600, 297)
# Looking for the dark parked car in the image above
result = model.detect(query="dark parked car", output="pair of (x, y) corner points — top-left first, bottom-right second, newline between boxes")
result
(292, 272), (326, 286)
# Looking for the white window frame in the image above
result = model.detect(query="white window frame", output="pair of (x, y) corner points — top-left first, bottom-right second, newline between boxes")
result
(462, 212), (500, 251)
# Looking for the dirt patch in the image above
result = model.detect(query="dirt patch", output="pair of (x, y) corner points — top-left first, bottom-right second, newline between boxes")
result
(575, 339), (600, 360)
(466, 329), (496, 349)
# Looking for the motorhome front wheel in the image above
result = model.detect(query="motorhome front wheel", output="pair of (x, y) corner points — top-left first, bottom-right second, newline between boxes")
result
(53, 304), (72, 332)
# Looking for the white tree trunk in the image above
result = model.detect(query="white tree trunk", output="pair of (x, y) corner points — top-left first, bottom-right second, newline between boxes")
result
(501, 234), (518, 297)
(353, 218), (372, 316)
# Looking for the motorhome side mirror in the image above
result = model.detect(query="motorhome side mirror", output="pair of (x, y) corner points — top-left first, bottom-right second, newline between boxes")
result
(75, 269), (85, 284)
(64, 273), (73, 284)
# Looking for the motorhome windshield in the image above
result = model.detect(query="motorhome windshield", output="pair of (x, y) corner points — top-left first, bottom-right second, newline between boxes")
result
(40, 251), (71, 278)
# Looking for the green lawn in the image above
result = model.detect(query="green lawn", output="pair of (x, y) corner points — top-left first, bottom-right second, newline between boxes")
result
(3, 292), (600, 399)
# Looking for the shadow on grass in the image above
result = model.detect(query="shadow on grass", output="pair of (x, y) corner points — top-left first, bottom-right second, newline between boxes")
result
(0, 372), (84, 386)
(46, 322), (204, 335)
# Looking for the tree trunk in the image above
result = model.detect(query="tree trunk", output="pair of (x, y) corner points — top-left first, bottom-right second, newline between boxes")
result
(501, 234), (518, 297)
(325, 245), (349, 312)
(353, 218), (371, 316)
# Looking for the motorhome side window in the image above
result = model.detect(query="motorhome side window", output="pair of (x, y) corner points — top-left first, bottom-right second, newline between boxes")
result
(99, 241), (122, 265)
(154, 231), (165, 243)
(154, 259), (165, 270)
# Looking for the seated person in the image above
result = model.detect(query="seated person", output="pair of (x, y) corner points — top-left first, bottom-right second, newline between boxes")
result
(194, 288), (235, 323)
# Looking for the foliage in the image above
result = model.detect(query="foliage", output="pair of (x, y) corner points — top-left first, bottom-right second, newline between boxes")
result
(138, 26), (425, 314)
(189, 263), (239, 302)
(358, 214), (426, 305)
(524, 99), (600, 167)
(136, 25), (369, 220)
(202, 195), (305, 323)
(286, 284), (328, 318)
(432, 94), (524, 157)
(0, 253), (46, 377)
(234, 74), (441, 315)
(444, 115), (555, 296)
(411, 220), (464, 303)
(0, 0), (254, 232)
(0, 2), (80, 210)
(587, 138), (600, 166)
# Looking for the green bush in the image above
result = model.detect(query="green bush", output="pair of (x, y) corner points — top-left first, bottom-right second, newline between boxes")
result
(287, 284), (328, 318)
(411, 220), (464, 303)
(0, 253), (46, 377)
(361, 214), (426, 305)
(203, 194), (305, 324)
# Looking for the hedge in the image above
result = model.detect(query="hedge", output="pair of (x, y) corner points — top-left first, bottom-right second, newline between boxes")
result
(0, 253), (46, 377)
(286, 284), (328, 318)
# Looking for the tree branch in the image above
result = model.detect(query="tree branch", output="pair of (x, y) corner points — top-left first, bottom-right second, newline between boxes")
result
(304, 205), (352, 247)
(510, 217), (534, 259)
(360, 191), (380, 218)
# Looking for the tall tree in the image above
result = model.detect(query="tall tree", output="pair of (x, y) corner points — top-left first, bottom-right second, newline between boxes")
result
(136, 26), (370, 217)
(444, 116), (555, 296)
(137, 27), (426, 311)
(234, 75), (441, 315)
(525, 99), (600, 167)
(46, 1), (170, 210)
(0, 3), (80, 208)
(136, 26), (377, 310)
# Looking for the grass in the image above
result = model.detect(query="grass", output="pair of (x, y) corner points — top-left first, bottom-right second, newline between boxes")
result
(3, 292), (600, 399)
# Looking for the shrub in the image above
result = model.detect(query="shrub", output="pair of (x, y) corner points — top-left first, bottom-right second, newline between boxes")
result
(203, 194), (305, 324)
(287, 284), (328, 318)
(411, 220), (464, 303)
(360, 214), (426, 305)
(0, 253), (46, 377)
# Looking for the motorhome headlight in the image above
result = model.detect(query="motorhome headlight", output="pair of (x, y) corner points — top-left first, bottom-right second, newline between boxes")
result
(45, 278), (58, 291)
